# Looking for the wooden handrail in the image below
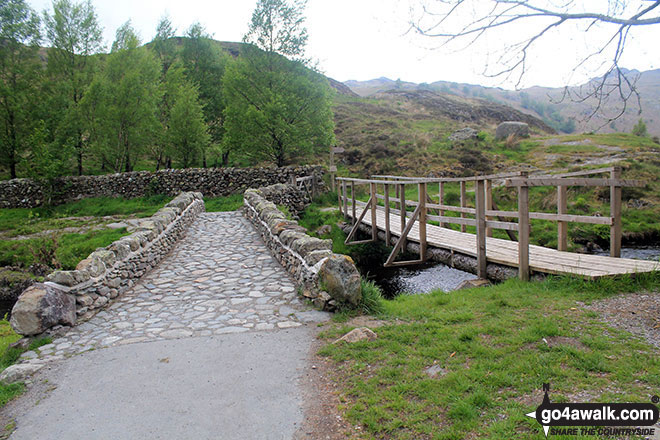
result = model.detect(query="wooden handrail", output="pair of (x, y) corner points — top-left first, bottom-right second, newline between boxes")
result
(337, 166), (643, 280)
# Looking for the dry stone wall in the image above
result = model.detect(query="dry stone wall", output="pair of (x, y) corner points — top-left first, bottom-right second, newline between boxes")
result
(0, 166), (324, 208)
(10, 192), (205, 335)
(244, 185), (361, 310)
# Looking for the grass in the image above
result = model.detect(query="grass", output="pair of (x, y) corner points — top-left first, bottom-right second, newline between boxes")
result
(0, 195), (172, 274)
(0, 228), (130, 270)
(0, 319), (52, 408)
(204, 193), (244, 212)
(318, 273), (660, 439)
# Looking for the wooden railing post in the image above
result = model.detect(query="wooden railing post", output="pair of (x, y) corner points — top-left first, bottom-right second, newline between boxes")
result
(384, 184), (391, 245)
(439, 181), (446, 228)
(342, 181), (348, 221)
(518, 172), (530, 281)
(485, 179), (493, 237)
(337, 179), (342, 215)
(399, 183), (406, 251)
(475, 179), (487, 278)
(351, 181), (356, 225)
(419, 182), (427, 261)
(557, 185), (568, 251)
(610, 167), (622, 257)
(460, 181), (467, 232)
(370, 182), (378, 241)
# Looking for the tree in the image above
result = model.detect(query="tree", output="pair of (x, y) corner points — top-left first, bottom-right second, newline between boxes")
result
(152, 14), (176, 74)
(244, 0), (308, 62)
(181, 22), (227, 166)
(631, 118), (647, 137)
(44, 0), (103, 176)
(223, 0), (334, 167)
(83, 22), (161, 173)
(168, 80), (209, 168)
(0, 0), (41, 179)
(411, 0), (660, 124)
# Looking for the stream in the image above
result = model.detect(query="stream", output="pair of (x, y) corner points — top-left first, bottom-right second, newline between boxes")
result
(365, 245), (660, 299)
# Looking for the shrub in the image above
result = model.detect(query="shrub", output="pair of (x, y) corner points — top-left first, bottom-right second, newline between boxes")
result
(632, 118), (648, 137)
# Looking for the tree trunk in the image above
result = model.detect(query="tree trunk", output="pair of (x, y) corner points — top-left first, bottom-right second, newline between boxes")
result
(222, 151), (230, 167)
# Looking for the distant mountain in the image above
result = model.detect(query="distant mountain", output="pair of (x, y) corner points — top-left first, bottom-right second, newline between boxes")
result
(344, 69), (660, 135)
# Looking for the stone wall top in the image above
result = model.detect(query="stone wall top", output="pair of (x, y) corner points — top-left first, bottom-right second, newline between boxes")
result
(1, 165), (324, 208)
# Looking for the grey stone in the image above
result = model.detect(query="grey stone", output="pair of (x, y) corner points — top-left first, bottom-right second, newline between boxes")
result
(495, 121), (530, 140)
(333, 327), (378, 344)
(449, 127), (479, 142)
(0, 363), (44, 384)
(10, 283), (76, 336)
(318, 254), (362, 306)
(76, 257), (106, 278)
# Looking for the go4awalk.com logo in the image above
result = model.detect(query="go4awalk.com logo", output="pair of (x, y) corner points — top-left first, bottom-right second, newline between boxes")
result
(526, 384), (659, 437)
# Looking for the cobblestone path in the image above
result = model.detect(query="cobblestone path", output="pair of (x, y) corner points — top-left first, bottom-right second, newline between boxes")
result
(25, 212), (329, 363)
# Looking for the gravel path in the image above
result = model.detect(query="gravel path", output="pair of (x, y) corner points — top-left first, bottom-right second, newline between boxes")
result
(585, 291), (660, 349)
(19, 211), (330, 365)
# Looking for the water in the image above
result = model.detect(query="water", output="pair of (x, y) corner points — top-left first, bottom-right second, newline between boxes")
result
(365, 261), (478, 299)
(593, 246), (660, 261)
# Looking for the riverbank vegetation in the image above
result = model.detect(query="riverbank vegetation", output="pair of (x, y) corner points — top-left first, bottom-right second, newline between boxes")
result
(319, 273), (660, 439)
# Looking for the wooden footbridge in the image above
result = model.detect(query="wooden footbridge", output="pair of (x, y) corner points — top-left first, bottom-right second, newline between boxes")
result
(336, 168), (659, 280)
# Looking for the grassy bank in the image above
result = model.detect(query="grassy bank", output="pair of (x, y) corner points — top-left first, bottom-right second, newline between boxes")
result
(319, 274), (660, 439)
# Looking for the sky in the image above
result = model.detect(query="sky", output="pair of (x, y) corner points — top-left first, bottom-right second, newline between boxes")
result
(26, 0), (660, 90)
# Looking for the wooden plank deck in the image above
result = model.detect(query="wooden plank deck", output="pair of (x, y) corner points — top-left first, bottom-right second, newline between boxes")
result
(351, 205), (660, 279)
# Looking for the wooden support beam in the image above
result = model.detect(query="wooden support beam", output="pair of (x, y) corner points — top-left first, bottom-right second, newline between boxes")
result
(460, 181), (467, 233)
(557, 185), (568, 251)
(485, 180), (493, 237)
(345, 195), (374, 245)
(399, 183), (406, 251)
(370, 182), (378, 241)
(518, 173), (530, 281)
(337, 179), (341, 215)
(439, 182), (446, 228)
(506, 177), (644, 187)
(426, 215), (477, 227)
(384, 184), (391, 246)
(342, 181), (347, 220)
(351, 181), (356, 225)
(419, 182), (427, 262)
(610, 167), (622, 258)
(385, 204), (422, 267)
(475, 179), (487, 278)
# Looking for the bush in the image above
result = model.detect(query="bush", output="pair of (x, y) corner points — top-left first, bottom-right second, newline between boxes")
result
(632, 118), (648, 137)
(359, 278), (384, 315)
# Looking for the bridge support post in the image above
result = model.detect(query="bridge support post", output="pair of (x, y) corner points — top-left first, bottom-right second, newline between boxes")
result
(439, 182), (446, 228)
(419, 182), (427, 261)
(351, 181), (356, 225)
(557, 185), (568, 251)
(337, 179), (341, 216)
(610, 167), (622, 258)
(384, 184), (391, 245)
(370, 182), (378, 241)
(485, 179), (493, 238)
(342, 181), (348, 221)
(460, 181), (467, 232)
(475, 179), (487, 279)
(518, 173), (530, 281)
(399, 183), (406, 251)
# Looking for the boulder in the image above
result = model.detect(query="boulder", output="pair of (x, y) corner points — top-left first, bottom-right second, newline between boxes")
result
(495, 121), (529, 140)
(0, 363), (44, 384)
(318, 254), (361, 306)
(316, 225), (332, 236)
(290, 236), (332, 256)
(333, 327), (377, 344)
(449, 127), (479, 142)
(46, 270), (89, 287)
(10, 283), (76, 336)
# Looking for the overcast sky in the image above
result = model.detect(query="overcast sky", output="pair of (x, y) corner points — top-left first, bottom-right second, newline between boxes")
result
(26, 0), (660, 90)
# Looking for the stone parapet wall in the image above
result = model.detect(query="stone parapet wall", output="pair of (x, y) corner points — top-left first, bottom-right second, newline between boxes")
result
(244, 185), (361, 310)
(10, 192), (205, 335)
(0, 165), (324, 208)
